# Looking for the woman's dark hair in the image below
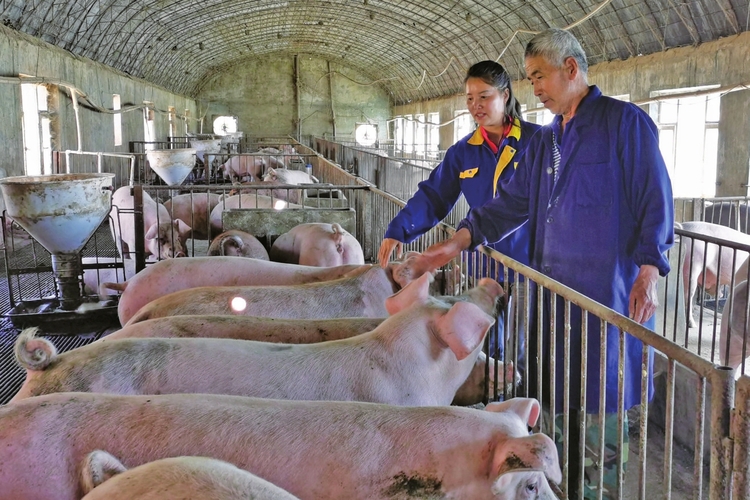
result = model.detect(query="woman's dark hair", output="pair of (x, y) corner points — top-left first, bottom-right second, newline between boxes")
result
(464, 60), (522, 124)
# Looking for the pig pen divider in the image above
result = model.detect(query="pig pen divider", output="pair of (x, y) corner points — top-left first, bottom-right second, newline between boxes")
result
(471, 243), (742, 499)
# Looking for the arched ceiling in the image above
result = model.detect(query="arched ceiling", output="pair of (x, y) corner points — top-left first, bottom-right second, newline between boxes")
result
(1, 0), (746, 104)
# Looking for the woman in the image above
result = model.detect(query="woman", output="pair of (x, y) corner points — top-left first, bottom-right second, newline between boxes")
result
(377, 60), (540, 357)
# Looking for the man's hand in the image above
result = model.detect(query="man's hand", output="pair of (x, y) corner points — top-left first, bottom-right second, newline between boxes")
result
(420, 228), (473, 271)
(629, 264), (660, 324)
(378, 238), (403, 268)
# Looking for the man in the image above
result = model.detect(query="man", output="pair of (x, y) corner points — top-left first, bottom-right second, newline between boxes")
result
(415, 28), (674, 499)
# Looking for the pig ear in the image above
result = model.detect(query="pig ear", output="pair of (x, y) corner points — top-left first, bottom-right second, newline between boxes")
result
(80, 450), (128, 493)
(144, 224), (158, 240)
(485, 398), (540, 427)
(492, 433), (562, 485)
(385, 272), (432, 315)
(434, 301), (494, 360)
(389, 252), (437, 289)
(173, 218), (191, 235)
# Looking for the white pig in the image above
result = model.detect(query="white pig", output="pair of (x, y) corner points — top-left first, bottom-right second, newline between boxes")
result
(678, 221), (750, 327)
(97, 315), (516, 407)
(123, 261), (430, 325)
(102, 254), (427, 326)
(163, 193), (223, 240)
(263, 167), (317, 184)
(99, 315), (384, 343)
(219, 154), (268, 182)
(208, 229), (269, 259)
(12, 274), (503, 407)
(109, 186), (191, 260)
(0, 392), (561, 500)
(81, 451), (300, 500)
(270, 222), (364, 266)
(81, 257), (136, 297)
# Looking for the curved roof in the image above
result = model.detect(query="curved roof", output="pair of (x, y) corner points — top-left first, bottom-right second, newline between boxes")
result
(1, 0), (746, 103)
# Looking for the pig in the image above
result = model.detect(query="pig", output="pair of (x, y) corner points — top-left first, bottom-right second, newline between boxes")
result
(209, 193), (298, 237)
(100, 315), (385, 343)
(208, 229), (269, 259)
(98, 315), (516, 407)
(81, 257), (136, 297)
(219, 154), (268, 182)
(109, 186), (191, 260)
(12, 274), (503, 406)
(163, 193), (223, 240)
(719, 257), (750, 378)
(99, 257), (381, 325)
(81, 452), (300, 500)
(678, 221), (750, 328)
(123, 259), (434, 325)
(263, 167), (317, 184)
(270, 222), (365, 267)
(0, 392), (561, 500)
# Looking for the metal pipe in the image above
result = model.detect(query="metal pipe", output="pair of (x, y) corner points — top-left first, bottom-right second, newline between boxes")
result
(733, 376), (750, 499)
(709, 366), (735, 499)
(67, 86), (82, 152)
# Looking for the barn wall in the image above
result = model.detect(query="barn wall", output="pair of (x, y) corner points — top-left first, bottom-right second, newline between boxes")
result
(0, 24), (198, 179)
(195, 55), (392, 141)
(396, 32), (750, 196)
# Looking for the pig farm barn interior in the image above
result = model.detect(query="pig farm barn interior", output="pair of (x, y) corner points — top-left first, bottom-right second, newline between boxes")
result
(2, 0), (750, 499)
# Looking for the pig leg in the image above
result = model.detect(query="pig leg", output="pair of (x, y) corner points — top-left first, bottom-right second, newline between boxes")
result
(682, 239), (703, 328)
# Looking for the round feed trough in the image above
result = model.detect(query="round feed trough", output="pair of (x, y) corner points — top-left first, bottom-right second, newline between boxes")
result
(147, 148), (196, 186)
(0, 173), (115, 255)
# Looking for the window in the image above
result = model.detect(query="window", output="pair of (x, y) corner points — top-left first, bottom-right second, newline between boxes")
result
(649, 86), (721, 197)
(427, 112), (440, 157)
(453, 110), (474, 143)
(414, 114), (426, 154)
(168, 106), (177, 139)
(113, 94), (122, 146)
(20, 83), (52, 176)
(355, 123), (377, 147)
(143, 102), (156, 150)
(213, 115), (238, 136)
(403, 114), (414, 153)
(524, 105), (554, 125)
(184, 109), (191, 135)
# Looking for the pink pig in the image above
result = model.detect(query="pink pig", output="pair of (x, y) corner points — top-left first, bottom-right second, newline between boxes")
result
(104, 254), (428, 326)
(109, 186), (191, 261)
(270, 222), (365, 267)
(12, 275), (504, 407)
(81, 452), (300, 500)
(163, 193), (223, 240)
(123, 261), (433, 325)
(0, 392), (561, 500)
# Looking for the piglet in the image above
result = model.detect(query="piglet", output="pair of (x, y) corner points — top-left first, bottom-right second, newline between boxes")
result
(12, 275), (503, 407)
(81, 451), (300, 500)
(0, 393), (561, 500)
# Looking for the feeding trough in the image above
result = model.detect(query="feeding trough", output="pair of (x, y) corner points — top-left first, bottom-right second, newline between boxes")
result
(146, 148), (196, 186)
(190, 139), (222, 163)
(0, 173), (119, 331)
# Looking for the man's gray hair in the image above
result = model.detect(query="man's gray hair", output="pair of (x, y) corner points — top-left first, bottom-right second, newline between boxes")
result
(525, 28), (588, 77)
